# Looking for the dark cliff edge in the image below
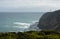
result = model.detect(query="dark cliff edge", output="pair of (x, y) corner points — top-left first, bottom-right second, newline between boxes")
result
(37, 10), (60, 31)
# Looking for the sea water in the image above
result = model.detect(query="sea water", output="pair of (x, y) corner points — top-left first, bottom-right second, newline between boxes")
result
(0, 12), (44, 32)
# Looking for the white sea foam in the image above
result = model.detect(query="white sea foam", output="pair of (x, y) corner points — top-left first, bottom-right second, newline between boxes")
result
(31, 20), (38, 24)
(14, 22), (30, 26)
(13, 22), (30, 28)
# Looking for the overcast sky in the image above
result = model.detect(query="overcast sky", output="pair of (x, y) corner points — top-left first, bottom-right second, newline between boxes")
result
(0, 0), (60, 12)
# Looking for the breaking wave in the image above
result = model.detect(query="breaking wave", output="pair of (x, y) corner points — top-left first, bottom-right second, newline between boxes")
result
(13, 22), (30, 28)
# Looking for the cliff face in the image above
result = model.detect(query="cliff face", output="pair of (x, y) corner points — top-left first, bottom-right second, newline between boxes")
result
(38, 10), (60, 31)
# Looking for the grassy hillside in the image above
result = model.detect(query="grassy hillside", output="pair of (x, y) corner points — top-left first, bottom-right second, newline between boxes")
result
(0, 30), (60, 39)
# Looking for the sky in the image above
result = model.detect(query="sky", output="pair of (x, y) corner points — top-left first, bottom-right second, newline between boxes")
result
(0, 0), (60, 12)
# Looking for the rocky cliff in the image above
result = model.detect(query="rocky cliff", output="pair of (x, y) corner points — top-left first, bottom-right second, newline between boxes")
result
(38, 10), (60, 31)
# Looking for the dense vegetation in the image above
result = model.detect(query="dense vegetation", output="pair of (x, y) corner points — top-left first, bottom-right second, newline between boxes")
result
(0, 30), (60, 39)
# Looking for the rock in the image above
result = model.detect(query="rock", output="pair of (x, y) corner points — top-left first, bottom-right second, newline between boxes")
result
(28, 22), (40, 31)
(25, 22), (41, 31)
(37, 10), (60, 31)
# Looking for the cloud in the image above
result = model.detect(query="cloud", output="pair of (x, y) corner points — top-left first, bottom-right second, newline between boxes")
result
(0, 0), (60, 12)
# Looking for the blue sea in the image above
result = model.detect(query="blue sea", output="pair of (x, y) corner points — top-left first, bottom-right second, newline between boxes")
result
(0, 12), (44, 32)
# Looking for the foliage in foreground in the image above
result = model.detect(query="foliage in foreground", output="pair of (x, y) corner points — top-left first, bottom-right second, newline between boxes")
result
(0, 30), (60, 39)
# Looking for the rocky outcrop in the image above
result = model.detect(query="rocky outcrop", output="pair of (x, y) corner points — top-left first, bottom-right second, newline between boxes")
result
(37, 10), (60, 31)
(25, 22), (41, 31)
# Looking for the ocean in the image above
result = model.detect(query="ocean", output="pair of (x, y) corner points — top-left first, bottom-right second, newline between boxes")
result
(0, 12), (44, 32)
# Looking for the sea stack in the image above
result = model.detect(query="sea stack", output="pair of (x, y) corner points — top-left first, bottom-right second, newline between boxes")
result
(37, 10), (60, 31)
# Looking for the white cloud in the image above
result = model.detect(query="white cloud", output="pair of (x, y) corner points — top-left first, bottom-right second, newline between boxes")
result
(0, 0), (60, 12)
